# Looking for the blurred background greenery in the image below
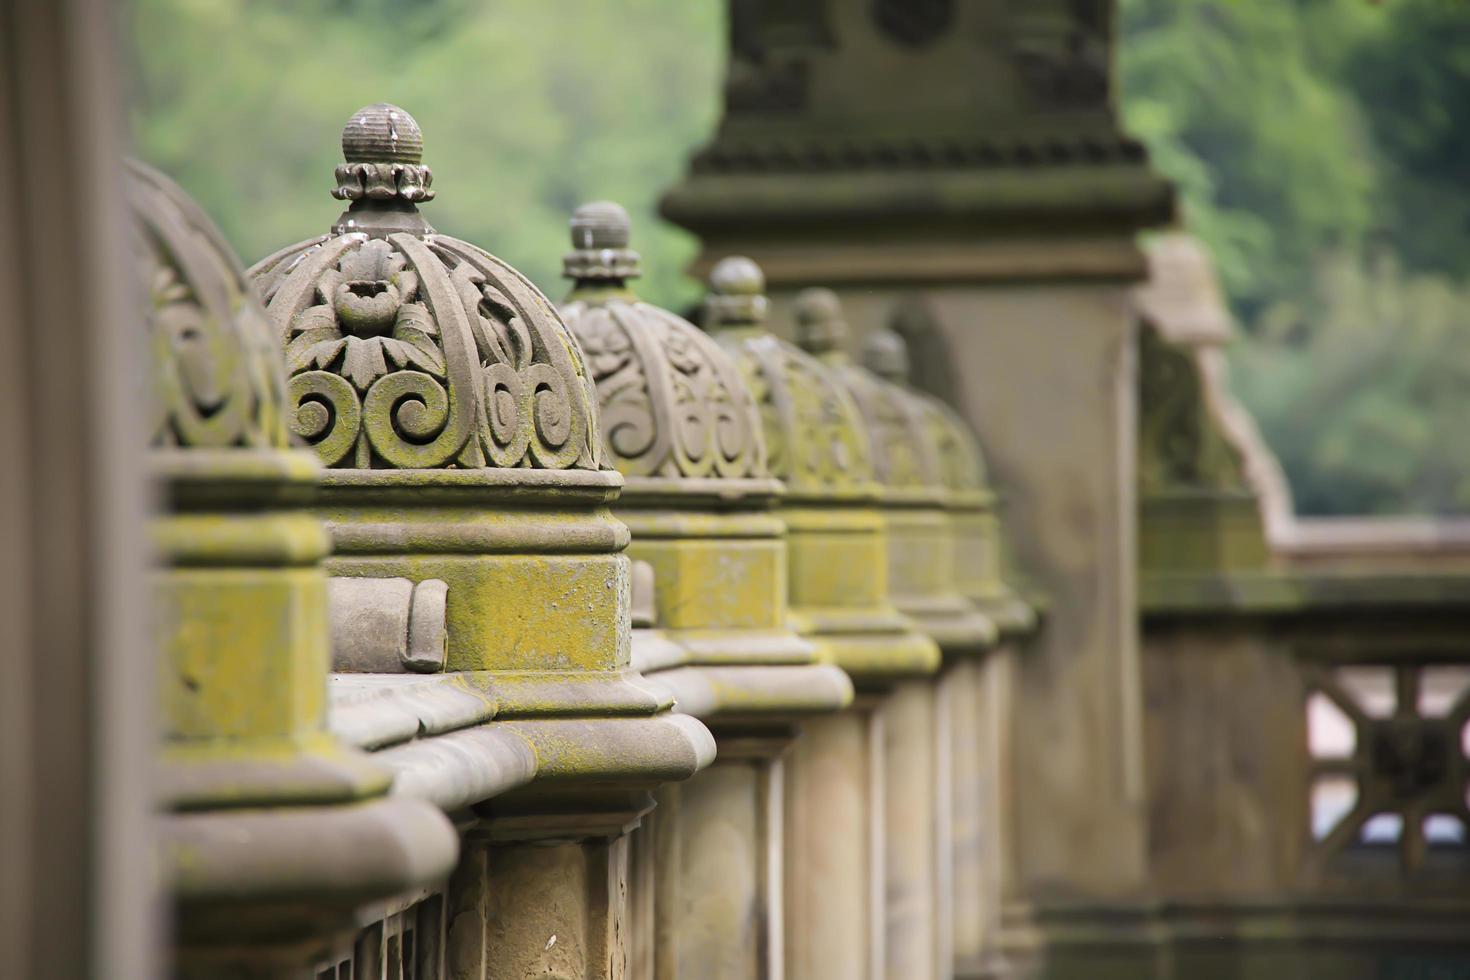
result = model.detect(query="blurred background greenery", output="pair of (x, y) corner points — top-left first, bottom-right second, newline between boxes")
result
(130, 0), (1470, 517)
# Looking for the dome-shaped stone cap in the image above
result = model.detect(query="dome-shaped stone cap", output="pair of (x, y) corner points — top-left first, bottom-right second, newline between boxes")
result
(560, 207), (766, 480)
(564, 201), (640, 281)
(249, 107), (601, 471)
(793, 302), (941, 493)
(703, 259), (873, 495)
(130, 160), (288, 451)
(870, 325), (989, 495)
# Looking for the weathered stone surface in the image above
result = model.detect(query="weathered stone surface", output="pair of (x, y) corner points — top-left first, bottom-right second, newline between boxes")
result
(796, 287), (997, 656)
(136, 161), (457, 975)
(250, 105), (601, 473)
(561, 202), (852, 978)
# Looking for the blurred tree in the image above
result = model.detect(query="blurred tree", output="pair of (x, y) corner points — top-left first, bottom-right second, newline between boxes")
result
(129, 0), (724, 310)
(1121, 0), (1470, 515)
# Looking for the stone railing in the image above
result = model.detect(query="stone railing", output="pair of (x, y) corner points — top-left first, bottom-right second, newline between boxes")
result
(138, 104), (1038, 980)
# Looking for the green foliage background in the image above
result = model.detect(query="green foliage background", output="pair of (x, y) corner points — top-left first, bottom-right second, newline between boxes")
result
(1120, 0), (1470, 516)
(130, 0), (723, 311)
(130, 0), (1470, 516)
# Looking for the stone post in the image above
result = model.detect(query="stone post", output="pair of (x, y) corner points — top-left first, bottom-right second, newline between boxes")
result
(794, 288), (1003, 979)
(558, 201), (853, 978)
(703, 257), (942, 979)
(249, 106), (714, 980)
(134, 161), (458, 978)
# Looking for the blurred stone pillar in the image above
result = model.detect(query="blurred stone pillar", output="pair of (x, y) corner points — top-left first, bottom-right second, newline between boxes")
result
(664, 2), (1173, 976)
(0, 0), (157, 975)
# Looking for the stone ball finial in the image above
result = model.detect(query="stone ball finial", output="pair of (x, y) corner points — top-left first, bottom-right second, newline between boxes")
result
(564, 201), (640, 281)
(342, 103), (425, 165)
(793, 287), (849, 356)
(704, 256), (768, 329)
(570, 201), (630, 250)
(710, 256), (764, 296)
(333, 103), (434, 207)
(863, 328), (912, 384)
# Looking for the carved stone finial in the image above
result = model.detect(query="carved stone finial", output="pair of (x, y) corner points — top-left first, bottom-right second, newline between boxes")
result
(561, 205), (766, 480)
(862, 328), (911, 384)
(792, 287), (849, 357)
(564, 200), (641, 281)
(332, 103), (435, 208)
(250, 108), (601, 472)
(704, 256), (769, 328)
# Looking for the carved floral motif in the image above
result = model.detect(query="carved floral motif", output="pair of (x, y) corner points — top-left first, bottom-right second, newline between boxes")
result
(832, 366), (933, 490)
(250, 232), (600, 471)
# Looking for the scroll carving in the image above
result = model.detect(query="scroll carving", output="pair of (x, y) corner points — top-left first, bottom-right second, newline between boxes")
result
(565, 300), (763, 479)
(251, 233), (600, 471)
(725, 335), (872, 493)
(131, 161), (288, 451)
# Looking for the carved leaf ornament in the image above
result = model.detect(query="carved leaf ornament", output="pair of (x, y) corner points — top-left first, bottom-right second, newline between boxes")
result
(701, 259), (872, 495)
(721, 333), (870, 493)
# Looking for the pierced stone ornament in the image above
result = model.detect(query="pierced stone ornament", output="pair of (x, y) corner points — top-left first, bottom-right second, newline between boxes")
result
(560, 202), (765, 480)
(249, 104), (601, 471)
(704, 259), (873, 496)
(131, 161), (287, 450)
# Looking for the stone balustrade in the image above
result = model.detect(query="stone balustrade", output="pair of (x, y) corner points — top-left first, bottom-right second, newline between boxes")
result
(15, 4), (1470, 978)
(130, 102), (1036, 980)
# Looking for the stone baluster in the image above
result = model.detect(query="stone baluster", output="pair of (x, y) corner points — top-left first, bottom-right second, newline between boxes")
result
(557, 201), (854, 979)
(248, 106), (714, 980)
(135, 160), (458, 978)
(794, 289), (1001, 980)
(703, 257), (941, 980)
(863, 304), (1041, 978)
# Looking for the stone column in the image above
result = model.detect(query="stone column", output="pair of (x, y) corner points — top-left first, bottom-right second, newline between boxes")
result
(0, 1), (156, 974)
(703, 258), (942, 980)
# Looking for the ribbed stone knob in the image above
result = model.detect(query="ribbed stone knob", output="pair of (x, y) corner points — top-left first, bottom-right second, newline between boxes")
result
(564, 201), (640, 280)
(704, 256), (768, 329)
(342, 103), (424, 165)
(793, 287), (849, 355)
(570, 201), (630, 250)
(862, 328), (911, 383)
(332, 104), (434, 211)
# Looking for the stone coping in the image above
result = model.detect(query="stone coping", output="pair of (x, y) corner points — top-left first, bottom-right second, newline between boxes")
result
(1141, 569), (1470, 619)
(630, 627), (853, 723)
(325, 671), (716, 815)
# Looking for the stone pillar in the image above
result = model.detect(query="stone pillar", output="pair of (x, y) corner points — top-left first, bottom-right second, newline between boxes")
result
(557, 201), (852, 979)
(703, 258), (942, 980)
(250, 106), (714, 980)
(0, 1), (156, 974)
(133, 161), (458, 978)
(664, 4), (1172, 973)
